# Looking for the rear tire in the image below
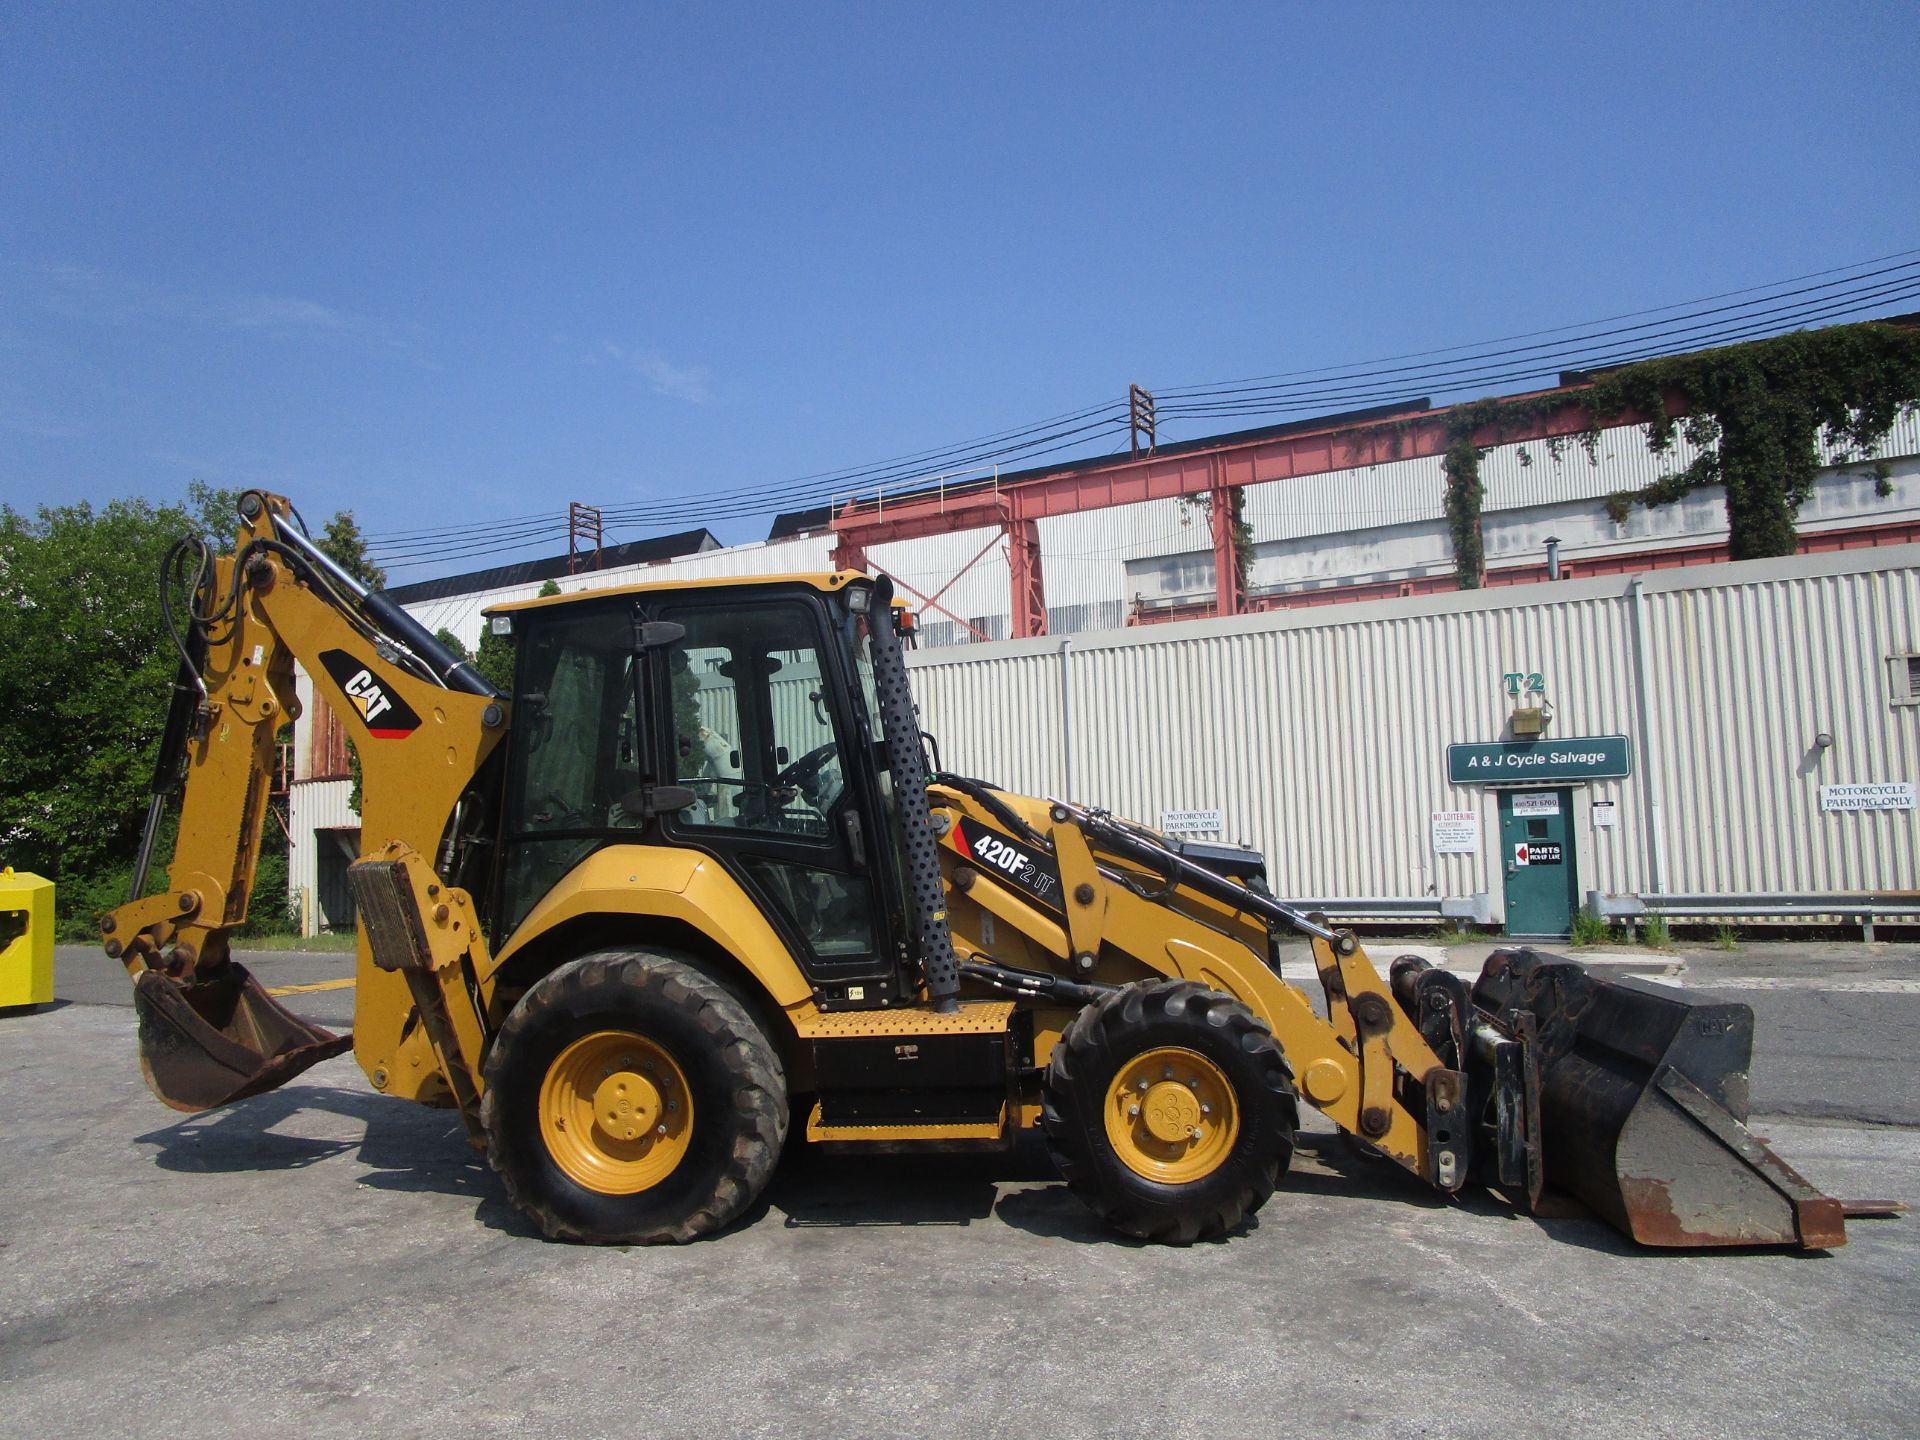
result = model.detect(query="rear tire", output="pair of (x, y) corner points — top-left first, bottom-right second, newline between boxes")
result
(481, 949), (788, 1243)
(1042, 979), (1298, 1244)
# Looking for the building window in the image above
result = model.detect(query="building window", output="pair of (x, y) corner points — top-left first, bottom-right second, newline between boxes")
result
(1892, 654), (1920, 707)
(1124, 550), (1215, 603)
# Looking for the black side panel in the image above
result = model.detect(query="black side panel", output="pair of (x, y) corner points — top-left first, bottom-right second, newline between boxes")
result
(813, 1030), (1009, 1124)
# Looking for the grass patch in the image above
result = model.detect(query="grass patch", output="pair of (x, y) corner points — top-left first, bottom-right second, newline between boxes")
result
(1570, 911), (1619, 947)
(233, 931), (357, 953)
(1713, 923), (1740, 951)
(1639, 915), (1674, 951)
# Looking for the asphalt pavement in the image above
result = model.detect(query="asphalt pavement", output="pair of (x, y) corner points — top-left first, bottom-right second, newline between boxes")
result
(3, 938), (1916, 1438)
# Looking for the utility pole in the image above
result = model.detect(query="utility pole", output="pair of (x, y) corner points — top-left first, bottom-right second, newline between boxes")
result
(1128, 383), (1157, 460)
(567, 502), (604, 574)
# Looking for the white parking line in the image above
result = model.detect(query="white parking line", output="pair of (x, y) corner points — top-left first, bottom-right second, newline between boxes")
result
(1639, 975), (1920, 994)
(1275, 960), (1919, 993)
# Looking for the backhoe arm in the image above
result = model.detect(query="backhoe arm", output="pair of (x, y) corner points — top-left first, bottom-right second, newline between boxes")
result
(102, 491), (509, 1115)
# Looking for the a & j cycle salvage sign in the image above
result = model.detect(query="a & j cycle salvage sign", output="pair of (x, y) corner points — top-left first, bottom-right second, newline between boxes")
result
(1447, 735), (1633, 785)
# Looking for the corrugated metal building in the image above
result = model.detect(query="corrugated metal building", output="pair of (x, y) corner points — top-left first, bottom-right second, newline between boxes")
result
(288, 408), (1920, 934)
(907, 546), (1920, 933)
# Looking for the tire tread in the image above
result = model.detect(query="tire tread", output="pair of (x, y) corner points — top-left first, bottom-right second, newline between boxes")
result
(479, 949), (787, 1244)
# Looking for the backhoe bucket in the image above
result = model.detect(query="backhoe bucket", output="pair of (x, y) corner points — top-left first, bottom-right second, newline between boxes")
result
(132, 963), (352, 1113)
(1472, 948), (1846, 1250)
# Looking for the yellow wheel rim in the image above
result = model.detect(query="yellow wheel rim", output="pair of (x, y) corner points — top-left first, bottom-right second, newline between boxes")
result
(539, 1030), (695, 1195)
(1103, 1046), (1239, 1184)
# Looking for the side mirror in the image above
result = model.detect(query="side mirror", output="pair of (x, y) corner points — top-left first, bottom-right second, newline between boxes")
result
(633, 618), (686, 651)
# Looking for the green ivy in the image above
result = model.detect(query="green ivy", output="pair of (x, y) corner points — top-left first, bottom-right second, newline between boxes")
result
(1177, 490), (1256, 603)
(1422, 319), (1920, 584)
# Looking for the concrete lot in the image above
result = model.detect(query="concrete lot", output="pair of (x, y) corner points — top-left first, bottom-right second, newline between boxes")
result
(2, 941), (1916, 1439)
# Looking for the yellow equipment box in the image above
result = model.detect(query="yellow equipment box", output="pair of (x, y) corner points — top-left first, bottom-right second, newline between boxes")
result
(0, 868), (54, 1009)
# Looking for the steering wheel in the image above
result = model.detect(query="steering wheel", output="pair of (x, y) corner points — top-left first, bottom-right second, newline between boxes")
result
(775, 741), (840, 798)
(534, 792), (591, 828)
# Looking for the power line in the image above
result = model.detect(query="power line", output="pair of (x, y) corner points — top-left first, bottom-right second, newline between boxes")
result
(369, 252), (1920, 570)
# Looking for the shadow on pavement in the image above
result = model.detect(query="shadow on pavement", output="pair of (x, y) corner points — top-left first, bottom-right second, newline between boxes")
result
(131, 1077), (545, 1238)
(129, 1082), (1737, 1256)
(763, 1131), (1058, 1233)
(0, 999), (72, 1019)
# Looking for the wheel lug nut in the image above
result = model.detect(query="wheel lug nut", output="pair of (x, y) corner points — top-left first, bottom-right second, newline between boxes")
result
(1200, 1104), (1211, 1115)
(1127, 1104), (1140, 1118)
(1162, 1067), (1172, 1080)
(656, 1124), (668, 1137)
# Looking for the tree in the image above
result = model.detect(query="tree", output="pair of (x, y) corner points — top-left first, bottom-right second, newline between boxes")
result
(319, 509), (386, 589)
(0, 489), (305, 937)
(0, 497), (200, 932)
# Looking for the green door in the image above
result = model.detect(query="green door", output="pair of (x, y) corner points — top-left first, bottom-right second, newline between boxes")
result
(1499, 787), (1577, 938)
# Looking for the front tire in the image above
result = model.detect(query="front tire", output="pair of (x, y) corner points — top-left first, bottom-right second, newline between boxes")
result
(481, 949), (787, 1243)
(1043, 979), (1298, 1243)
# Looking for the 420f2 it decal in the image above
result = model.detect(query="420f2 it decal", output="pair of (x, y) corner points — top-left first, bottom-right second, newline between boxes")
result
(952, 818), (1062, 910)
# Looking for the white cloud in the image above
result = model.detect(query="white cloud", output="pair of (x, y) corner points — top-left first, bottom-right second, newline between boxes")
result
(594, 340), (716, 404)
(4, 261), (420, 353)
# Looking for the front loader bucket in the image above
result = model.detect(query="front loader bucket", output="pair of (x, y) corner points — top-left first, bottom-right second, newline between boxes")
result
(1473, 948), (1846, 1250)
(132, 963), (352, 1113)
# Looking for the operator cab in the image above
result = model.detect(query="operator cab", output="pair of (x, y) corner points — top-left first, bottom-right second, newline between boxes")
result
(487, 576), (916, 1006)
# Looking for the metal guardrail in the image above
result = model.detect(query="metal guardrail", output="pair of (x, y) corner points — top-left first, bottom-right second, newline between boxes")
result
(1589, 890), (1920, 940)
(1291, 894), (1493, 925)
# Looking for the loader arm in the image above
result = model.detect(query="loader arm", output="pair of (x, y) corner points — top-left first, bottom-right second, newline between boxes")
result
(102, 491), (509, 1119)
(927, 777), (1860, 1249)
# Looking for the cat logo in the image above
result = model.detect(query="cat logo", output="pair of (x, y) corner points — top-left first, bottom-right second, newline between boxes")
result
(318, 648), (422, 739)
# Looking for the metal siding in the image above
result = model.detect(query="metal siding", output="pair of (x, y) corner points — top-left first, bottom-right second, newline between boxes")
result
(1244, 412), (1920, 536)
(865, 524), (1010, 635)
(909, 548), (1920, 909)
(403, 534), (835, 652)
(1638, 565), (1920, 895)
(287, 776), (359, 934)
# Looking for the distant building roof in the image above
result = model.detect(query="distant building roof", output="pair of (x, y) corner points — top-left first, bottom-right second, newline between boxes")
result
(384, 528), (720, 604)
(764, 399), (1431, 540)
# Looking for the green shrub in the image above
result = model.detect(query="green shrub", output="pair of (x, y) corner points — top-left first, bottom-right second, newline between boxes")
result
(1570, 910), (1616, 947)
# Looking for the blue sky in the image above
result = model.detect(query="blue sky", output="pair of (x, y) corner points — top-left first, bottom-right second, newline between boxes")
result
(4, 3), (1917, 575)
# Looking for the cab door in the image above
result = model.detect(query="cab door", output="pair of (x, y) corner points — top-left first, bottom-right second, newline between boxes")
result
(644, 590), (906, 1005)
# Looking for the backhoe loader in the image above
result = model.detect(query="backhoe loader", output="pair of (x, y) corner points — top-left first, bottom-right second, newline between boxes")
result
(102, 489), (1862, 1248)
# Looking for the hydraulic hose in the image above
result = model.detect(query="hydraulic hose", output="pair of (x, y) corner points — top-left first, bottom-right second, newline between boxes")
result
(258, 499), (498, 698)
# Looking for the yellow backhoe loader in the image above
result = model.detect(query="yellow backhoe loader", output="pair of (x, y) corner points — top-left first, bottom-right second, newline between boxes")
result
(102, 490), (1865, 1248)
